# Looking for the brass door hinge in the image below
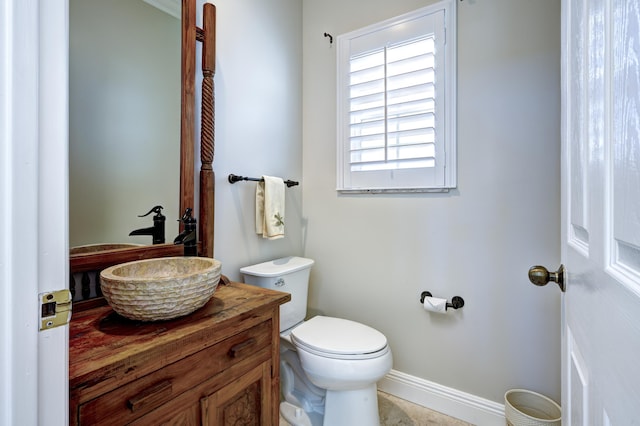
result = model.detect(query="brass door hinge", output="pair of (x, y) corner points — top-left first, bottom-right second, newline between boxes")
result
(39, 290), (72, 331)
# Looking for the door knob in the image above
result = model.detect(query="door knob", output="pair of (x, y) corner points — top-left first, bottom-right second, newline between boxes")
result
(528, 264), (565, 292)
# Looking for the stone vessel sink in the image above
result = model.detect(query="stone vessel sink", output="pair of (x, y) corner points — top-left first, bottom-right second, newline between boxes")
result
(100, 257), (222, 321)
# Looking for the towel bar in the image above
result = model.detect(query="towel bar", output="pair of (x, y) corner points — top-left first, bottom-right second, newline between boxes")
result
(228, 174), (299, 188)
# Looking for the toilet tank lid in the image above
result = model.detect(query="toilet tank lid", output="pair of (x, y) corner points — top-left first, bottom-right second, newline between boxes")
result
(240, 256), (314, 278)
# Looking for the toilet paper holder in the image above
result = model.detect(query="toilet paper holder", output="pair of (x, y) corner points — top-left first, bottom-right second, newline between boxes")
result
(419, 291), (465, 310)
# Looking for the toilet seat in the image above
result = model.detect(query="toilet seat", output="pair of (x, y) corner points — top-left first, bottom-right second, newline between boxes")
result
(290, 316), (388, 360)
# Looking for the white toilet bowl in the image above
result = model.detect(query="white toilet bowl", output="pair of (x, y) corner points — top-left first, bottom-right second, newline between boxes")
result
(281, 316), (393, 426)
(240, 257), (393, 426)
(294, 342), (393, 390)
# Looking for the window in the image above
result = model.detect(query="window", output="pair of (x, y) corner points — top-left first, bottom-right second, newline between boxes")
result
(336, 1), (456, 193)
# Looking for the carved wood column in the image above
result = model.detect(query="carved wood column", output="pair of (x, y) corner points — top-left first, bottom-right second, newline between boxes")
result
(199, 3), (216, 258)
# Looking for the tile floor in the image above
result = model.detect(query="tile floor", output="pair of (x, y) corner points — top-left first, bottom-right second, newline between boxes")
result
(279, 391), (473, 426)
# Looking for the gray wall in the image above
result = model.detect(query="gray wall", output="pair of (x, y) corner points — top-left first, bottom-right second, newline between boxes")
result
(301, 0), (561, 405)
(203, 0), (305, 275)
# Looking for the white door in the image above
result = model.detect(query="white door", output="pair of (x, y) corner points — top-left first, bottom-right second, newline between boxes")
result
(38, 1), (70, 425)
(559, 0), (640, 423)
(1, 0), (69, 424)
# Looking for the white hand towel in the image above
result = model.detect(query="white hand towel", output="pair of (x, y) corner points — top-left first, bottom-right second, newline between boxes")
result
(255, 175), (285, 240)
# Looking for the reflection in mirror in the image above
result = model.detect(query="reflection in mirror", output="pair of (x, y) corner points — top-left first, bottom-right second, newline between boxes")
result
(69, 0), (180, 248)
(69, 243), (145, 256)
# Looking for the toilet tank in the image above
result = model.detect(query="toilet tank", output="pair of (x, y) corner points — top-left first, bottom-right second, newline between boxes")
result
(240, 256), (314, 332)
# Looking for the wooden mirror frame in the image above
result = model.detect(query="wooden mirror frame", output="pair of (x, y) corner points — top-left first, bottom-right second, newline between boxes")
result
(70, 0), (216, 300)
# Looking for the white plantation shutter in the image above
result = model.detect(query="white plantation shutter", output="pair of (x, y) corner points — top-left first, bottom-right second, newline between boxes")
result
(349, 37), (437, 171)
(337, 1), (456, 192)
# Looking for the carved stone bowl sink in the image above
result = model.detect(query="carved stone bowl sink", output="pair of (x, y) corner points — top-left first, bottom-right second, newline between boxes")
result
(100, 257), (222, 321)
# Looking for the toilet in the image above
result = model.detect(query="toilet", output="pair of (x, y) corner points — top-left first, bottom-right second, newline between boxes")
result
(240, 256), (393, 426)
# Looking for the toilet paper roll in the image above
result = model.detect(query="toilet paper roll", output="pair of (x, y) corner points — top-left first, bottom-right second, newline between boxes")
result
(422, 296), (448, 313)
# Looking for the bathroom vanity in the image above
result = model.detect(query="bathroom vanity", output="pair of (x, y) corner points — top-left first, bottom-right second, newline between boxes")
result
(69, 282), (290, 425)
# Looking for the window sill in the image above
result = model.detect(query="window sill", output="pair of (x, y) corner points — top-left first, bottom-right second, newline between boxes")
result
(337, 187), (452, 194)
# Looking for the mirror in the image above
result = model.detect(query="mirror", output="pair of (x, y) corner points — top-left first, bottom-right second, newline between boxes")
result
(69, 0), (215, 307)
(68, 0), (181, 249)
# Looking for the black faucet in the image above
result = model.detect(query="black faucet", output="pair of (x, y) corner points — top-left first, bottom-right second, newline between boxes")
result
(129, 205), (166, 244)
(174, 208), (197, 256)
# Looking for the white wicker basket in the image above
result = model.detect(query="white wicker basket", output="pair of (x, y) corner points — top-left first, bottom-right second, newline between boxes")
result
(100, 257), (222, 321)
(504, 389), (561, 426)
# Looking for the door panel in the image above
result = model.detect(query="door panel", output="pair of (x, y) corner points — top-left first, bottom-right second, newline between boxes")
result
(568, 0), (590, 252)
(611, 0), (640, 286)
(562, 0), (640, 423)
(201, 362), (271, 426)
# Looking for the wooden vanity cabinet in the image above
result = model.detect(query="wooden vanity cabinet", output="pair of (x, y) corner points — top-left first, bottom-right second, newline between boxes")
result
(69, 282), (290, 426)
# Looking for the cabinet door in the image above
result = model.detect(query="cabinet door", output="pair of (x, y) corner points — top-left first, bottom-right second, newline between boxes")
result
(201, 362), (272, 425)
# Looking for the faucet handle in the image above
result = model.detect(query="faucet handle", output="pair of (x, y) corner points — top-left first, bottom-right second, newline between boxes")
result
(177, 208), (196, 224)
(174, 208), (198, 256)
(138, 205), (164, 218)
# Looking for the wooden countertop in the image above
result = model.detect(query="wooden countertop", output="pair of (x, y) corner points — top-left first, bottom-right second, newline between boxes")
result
(69, 282), (290, 400)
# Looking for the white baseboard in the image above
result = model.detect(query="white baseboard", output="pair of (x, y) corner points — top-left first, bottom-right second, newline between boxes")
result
(378, 370), (505, 426)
